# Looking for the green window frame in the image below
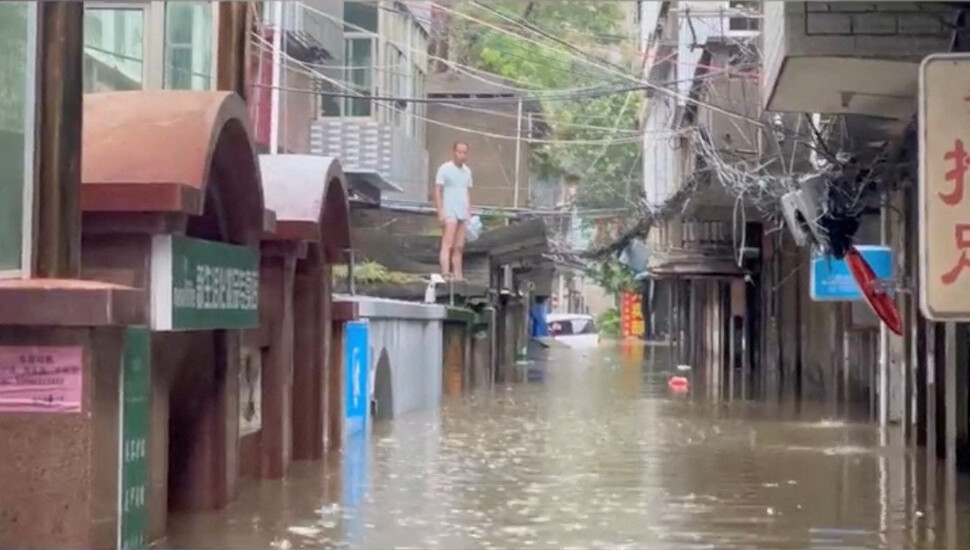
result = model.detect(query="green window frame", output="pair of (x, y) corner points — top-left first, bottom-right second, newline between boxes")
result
(0, 2), (37, 277)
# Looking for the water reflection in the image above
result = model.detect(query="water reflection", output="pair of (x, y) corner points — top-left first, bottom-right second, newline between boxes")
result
(166, 343), (970, 549)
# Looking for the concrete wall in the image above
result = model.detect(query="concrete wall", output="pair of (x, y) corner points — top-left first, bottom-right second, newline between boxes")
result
(280, 65), (314, 154)
(367, 317), (443, 419)
(0, 327), (125, 549)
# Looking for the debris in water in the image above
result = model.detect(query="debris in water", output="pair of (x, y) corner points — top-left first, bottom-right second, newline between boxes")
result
(668, 376), (690, 392)
(288, 526), (322, 538)
(271, 538), (293, 550)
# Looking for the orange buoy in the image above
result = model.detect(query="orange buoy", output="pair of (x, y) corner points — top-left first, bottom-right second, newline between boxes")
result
(668, 376), (690, 392)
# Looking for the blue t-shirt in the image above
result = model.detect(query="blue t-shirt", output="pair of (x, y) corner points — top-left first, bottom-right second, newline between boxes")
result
(435, 161), (473, 221)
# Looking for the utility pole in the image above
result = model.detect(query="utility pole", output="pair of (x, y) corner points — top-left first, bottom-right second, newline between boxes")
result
(512, 97), (524, 208)
(269, 0), (284, 155)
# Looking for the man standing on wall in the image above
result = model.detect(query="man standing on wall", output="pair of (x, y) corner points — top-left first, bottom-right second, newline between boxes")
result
(434, 141), (473, 280)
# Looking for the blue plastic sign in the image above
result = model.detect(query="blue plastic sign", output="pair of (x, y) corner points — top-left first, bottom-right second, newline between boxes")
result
(344, 321), (370, 436)
(810, 245), (893, 301)
(341, 430), (368, 547)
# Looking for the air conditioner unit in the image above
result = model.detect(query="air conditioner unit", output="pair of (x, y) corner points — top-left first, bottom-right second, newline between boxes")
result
(779, 175), (827, 248)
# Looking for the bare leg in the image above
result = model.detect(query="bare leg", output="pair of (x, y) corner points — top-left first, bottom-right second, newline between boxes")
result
(440, 219), (457, 276)
(452, 221), (467, 280)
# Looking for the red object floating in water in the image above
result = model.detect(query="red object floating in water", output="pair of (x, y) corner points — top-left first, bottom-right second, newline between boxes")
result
(668, 376), (690, 392)
(845, 245), (903, 336)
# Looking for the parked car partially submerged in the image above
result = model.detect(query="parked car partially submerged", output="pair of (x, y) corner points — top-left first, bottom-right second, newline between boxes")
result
(546, 313), (600, 348)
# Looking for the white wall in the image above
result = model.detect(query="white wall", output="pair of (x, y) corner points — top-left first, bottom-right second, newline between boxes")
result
(642, 81), (680, 207)
(367, 318), (443, 418)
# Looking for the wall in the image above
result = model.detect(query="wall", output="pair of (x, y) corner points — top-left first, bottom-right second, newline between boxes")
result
(642, 75), (681, 208)
(280, 64), (314, 154)
(0, 327), (124, 549)
(367, 318), (443, 418)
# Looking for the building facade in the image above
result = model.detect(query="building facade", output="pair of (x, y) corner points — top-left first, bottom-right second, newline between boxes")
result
(309, 0), (431, 202)
(638, 0), (761, 391)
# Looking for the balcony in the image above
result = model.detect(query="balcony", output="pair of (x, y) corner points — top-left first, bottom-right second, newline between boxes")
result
(284, 1), (343, 63)
(648, 219), (746, 277)
(310, 118), (428, 203)
(762, 2), (951, 121)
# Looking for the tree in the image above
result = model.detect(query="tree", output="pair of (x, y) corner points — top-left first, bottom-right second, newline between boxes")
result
(447, 1), (643, 210)
(584, 255), (638, 298)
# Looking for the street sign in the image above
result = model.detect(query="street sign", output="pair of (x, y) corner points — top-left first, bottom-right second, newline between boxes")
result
(810, 246), (893, 301)
(119, 327), (150, 549)
(150, 235), (260, 331)
(919, 54), (970, 320)
(344, 321), (369, 437)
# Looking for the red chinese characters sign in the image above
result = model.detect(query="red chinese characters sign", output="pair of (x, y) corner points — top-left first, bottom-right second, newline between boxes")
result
(920, 55), (970, 320)
(620, 292), (644, 338)
(0, 347), (83, 413)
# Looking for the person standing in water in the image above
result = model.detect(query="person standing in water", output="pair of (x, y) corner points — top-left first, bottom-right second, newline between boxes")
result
(434, 141), (473, 280)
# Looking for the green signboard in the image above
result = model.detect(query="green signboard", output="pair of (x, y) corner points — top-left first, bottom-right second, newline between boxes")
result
(119, 327), (150, 549)
(150, 235), (260, 331)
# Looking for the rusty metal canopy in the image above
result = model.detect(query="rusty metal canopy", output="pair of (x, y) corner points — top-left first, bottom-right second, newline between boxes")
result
(82, 91), (265, 229)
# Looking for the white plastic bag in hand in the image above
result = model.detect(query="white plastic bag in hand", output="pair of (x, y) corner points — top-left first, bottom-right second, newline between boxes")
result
(466, 215), (483, 242)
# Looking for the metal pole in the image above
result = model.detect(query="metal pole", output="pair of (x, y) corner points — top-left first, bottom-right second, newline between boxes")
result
(879, 198), (890, 428)
(347, 249), (356, 296)
(512, 97), (523, 208)
(945, 322), (957, 472)
(269, 0), (284, 155)
(36, 2), (83, 278)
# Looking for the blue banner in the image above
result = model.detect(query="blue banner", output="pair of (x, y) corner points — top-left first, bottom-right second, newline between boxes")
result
(344, 321), (370, 437)
(810, 245), (893, 302)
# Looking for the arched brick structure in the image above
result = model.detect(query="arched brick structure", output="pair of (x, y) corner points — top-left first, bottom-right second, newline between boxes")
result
(81, 91), (267, 536)
(258, 155), (351, 463)
(82, 91), (267, 244)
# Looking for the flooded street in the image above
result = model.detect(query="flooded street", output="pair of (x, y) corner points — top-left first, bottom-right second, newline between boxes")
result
(167, 344), (970, 549)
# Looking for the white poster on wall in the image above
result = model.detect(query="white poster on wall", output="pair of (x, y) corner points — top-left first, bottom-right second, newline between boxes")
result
(239, 348), (262, 436)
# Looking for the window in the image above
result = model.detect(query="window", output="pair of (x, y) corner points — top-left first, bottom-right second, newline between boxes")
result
(344, 36), (374, 116)
(0, 2), (36, 275)
(164, 2), (212, 90)
(728, 1), (759, 32)
(344, 1), (378, 32)
(383, 44), (405, 126)
(83, 7), (145, 92)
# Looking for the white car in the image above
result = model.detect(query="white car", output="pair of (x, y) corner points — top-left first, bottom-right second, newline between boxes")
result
(546, 313), (600, 348)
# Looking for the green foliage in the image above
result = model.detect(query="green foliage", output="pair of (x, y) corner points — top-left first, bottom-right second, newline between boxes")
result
(332, 262), (419, 285)
(597, 307), (621, 338)
(449, 1), (642, 209)
(585, 256), (638, 297)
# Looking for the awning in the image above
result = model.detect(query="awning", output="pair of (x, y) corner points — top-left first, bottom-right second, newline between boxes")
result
(82, 91), (268, 243)
(259, 154), (351, 258)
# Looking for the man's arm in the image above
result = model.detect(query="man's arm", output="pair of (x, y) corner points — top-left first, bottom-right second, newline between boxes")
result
(466, 171), (473, 215)
(433, 166), (445, 221)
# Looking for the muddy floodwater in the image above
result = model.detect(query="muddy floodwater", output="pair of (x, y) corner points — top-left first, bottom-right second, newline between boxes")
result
(167, 344), (970, 549)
